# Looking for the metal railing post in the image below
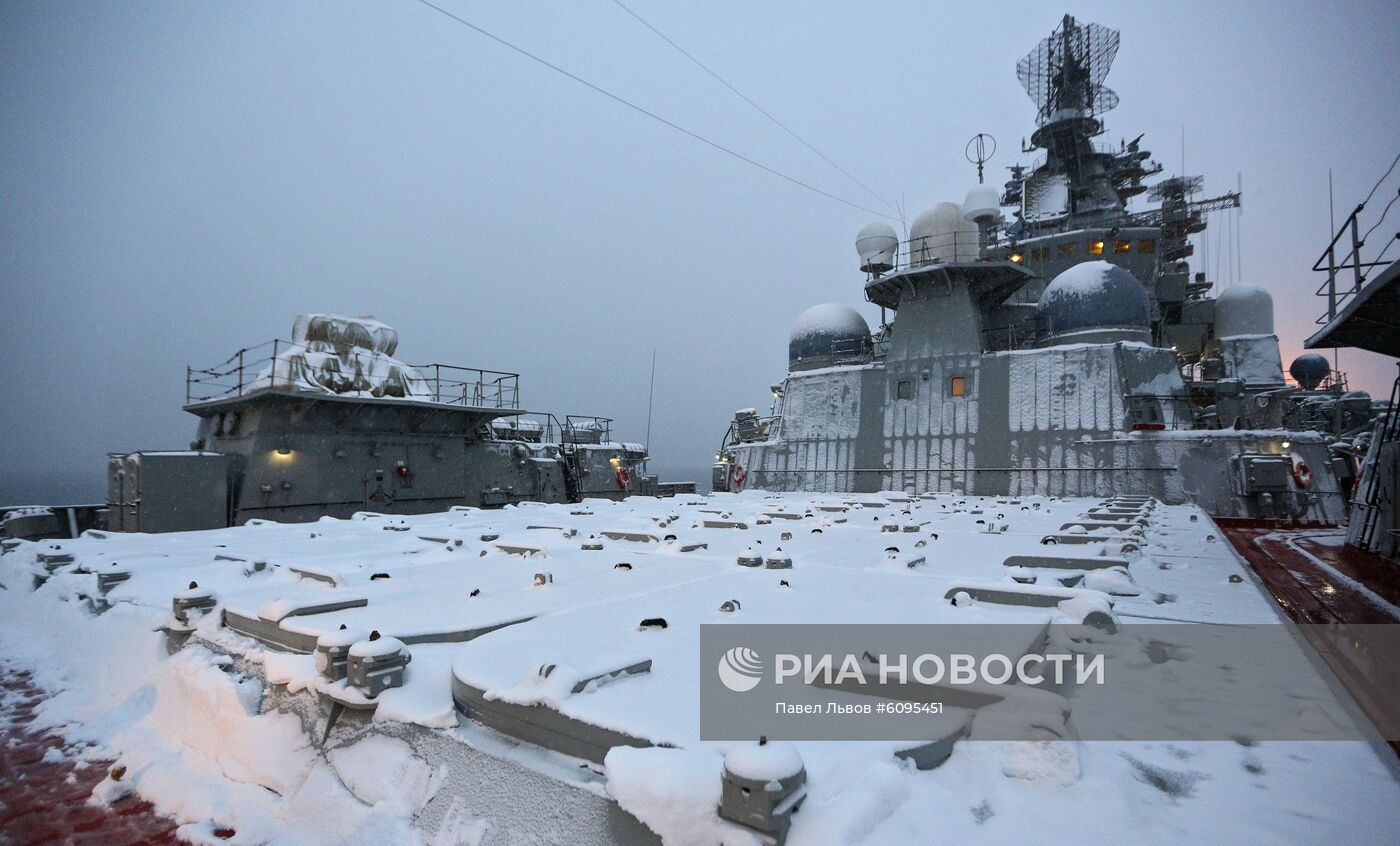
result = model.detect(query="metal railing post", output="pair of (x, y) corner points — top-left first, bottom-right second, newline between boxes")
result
(1327, 243), (1337, 320)
(1349, 213), (1363, 294)
(237, 349), (244, 397)
(271, 339), (278, 387)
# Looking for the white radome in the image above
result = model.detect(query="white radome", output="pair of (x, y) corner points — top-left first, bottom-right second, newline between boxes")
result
(963, 183), (1003, 223)
(855, 221), (899, 273)
(908, 202), (979, 263)
(1215, 284), (1275, 337)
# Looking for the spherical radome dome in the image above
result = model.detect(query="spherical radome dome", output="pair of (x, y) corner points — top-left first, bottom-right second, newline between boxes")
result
(1215, 284), (1275, 337)
(1037, 260), (1149, 340)
(1288, 353), (1330, 390)
(789, 303), (871, 368)
(908, 202), (978, 263)
(855, 222), (899, 273)
(963, 184), (1003, 223)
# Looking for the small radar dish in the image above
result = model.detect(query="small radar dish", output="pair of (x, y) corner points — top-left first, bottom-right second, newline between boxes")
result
(965, 133), (996, 183)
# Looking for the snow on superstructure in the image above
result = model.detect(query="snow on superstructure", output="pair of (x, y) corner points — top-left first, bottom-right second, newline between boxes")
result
(716, 14), (1353, 524)
(3, 493), (1397, 844)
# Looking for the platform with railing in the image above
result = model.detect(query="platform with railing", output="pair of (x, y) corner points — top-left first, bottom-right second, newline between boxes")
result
(185, 339), (521, 410)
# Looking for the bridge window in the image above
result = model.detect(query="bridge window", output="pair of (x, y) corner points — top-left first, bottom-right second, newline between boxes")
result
(1113, 239), (1132, 254)
(1138, 239), (1157, 253)
(896, 380), (914, 400)
(1088, 240), (1105, 255)
(1058, 242), (1077, 257)
(949, 375), (969, 397)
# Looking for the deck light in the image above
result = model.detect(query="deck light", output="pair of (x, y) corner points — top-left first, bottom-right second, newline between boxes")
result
(1009, 252), (1023, 263)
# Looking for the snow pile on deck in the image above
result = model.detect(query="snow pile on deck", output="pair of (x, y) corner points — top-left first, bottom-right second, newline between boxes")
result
(259, 313), (431, 400)
(2, 492), (1398, 845)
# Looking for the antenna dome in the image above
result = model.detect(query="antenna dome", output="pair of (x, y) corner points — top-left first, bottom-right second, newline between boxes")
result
(1215, 285), (1274, 337)
(908, 203), (978, 265)
(855, 222), (899, 274)
(1288, 353), (1330, 390)
(963, 184), (1003, 223)
(789, 304), (871, 370)
(1037, 260), (1149, 343)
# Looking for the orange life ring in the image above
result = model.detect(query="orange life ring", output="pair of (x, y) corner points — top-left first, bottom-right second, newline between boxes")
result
(1291, 459), (1313, 490)
(615, 466), (632, 489)
(731, 464), (747, 489)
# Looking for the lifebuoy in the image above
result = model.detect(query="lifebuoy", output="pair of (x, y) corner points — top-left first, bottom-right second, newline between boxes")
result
(1291, 459), (1313, 490)
(731, 464), (747, 489)
(615, 466), (632, 489)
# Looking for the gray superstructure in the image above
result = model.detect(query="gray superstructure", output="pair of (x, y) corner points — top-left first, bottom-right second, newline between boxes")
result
(715, 15), (1368, 522)
(90, 313), (661, 535)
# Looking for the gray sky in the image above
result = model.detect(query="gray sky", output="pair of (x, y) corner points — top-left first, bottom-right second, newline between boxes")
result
(2, 0), (1398, 503)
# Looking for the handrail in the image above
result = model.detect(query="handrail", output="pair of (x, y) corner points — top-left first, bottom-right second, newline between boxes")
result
(185, 339), (521, 409)
(1313, 181), (1400, 324)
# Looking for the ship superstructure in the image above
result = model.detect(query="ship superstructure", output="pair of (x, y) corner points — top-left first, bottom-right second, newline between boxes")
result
(715, 15), (1372, 523)
(72, 314), (661, 536)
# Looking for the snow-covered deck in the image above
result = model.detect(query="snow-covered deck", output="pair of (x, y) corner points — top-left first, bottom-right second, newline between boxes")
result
(2, 492), (1397, 845)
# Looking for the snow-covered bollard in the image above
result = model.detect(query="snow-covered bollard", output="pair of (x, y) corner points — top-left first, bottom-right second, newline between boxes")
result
(719, 738), (807, 844)
(95, 563), (131, 596)
(736, 547), (764, 568)
(171, 581), (217, 625)
(765, 548), (793, 570)
(315, 625), (370, 682)
(346, 631), (411, 698)
(581, 535), (604, 551)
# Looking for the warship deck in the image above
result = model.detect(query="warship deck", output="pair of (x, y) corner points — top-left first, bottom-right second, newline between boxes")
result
(1, 493), (1397, 844)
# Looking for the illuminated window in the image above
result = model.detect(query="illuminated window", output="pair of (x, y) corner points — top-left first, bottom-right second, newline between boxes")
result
(1058, 242), (1077, 257)
(896, 380), (914, 400)
(949, 376), (968, 397)
(1138, 239), (1157, 253)
(1088, 240), (1105, 255)
(1113, 239), (1132, 254)
(1031, 247), (1048, 262)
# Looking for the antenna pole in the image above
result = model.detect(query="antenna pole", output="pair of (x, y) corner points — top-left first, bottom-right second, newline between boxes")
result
(644, 347), (657, 470)
(1329, 168), (1339, 374)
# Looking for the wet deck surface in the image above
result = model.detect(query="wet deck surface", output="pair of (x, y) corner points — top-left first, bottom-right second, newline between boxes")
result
(0, 667), (185, 846)
(1220, 523), (1400, 759)
(1219, 524), (1400, 624)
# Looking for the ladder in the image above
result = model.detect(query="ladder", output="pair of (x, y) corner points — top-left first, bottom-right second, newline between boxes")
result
(558, 442), (582, 503)
(1355, 364), (1400, 551)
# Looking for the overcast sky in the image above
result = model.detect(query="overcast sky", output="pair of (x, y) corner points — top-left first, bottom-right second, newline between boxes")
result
(2, 0), (1397, 503)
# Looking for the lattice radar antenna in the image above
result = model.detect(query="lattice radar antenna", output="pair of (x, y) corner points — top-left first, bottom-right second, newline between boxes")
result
(1017, 15), (1120, 126)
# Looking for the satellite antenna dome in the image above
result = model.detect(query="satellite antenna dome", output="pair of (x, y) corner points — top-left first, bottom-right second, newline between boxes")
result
(1037, 260), (1149, 343)
(963, 184), (1003, 224)
(855, 222), (899, 274)
(1215, 284), (1275, 338)
(908, 202), (979, 265)
(1288, 353), (1330, 391)
(788, 304), (871, 370)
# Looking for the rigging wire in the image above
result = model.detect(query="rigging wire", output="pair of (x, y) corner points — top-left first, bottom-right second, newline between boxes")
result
(409, 0), (897, 220)
(1356, 186), (1400, 259)
(608, 0), (898, 216)
(1357, 151), (1400, 209)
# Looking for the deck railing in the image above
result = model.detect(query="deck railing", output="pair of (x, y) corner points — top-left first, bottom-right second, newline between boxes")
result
(185, 339), (521, 409)
(1314, 165), (1400, 323)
